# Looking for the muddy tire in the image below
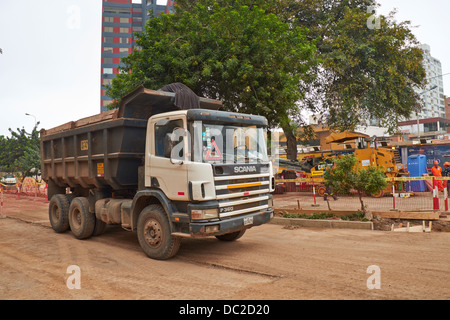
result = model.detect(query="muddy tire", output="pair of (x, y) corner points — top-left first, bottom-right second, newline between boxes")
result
(137, 204), (181, 260)
(68, 197), (95, 239)
(371, 189), (385, 198)
(216, 229), (246, 241)
(49, 194), (70, 233)
(317, 185), (327, 197)
(92, 218), (107, 236)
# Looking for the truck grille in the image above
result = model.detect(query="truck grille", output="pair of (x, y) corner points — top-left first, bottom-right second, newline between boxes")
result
(214, 173), (270, 218)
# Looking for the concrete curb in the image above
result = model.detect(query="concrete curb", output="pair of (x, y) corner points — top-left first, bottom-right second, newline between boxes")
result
(269, 216), (374, 230)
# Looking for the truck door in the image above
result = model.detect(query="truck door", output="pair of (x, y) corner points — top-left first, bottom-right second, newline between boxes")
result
(148, 117), (189, 201)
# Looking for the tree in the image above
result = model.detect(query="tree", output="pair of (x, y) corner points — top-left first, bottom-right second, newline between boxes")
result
(280, 0), (426, 134)
(107, 0), (317, 160)
(324, 154), (387, 212)
(0, 124), (41, 181)
(14, 144), (41, 182)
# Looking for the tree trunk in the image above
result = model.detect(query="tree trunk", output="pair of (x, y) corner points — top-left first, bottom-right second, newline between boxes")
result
(358, 190), (365, 212)
(282, 125), (297, 162)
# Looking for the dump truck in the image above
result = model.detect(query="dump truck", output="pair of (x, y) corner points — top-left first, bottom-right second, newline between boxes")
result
(41, 85), (274, 260)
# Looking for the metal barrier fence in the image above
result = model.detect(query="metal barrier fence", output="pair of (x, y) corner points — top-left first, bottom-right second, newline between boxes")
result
(0, 182), (48, 200)
(1, 177), (448, 213)
(274, 176), (450, 213)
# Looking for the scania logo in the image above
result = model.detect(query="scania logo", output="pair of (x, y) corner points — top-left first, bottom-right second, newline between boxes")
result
(234, 165), (257, 173)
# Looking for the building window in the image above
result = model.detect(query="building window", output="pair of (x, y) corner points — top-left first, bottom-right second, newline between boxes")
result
(103, 47), (113, 53)
(102, 79), (113, 86)
(120, 17), (130, 23)
(103, 36), (114, 43)
(119, 48), (129, 53)
(120, 27), (129, 33)
(104, 27), (114, 33)
(103, 68), (113, 74)
(103, 57), (113, 64)
(104, 6), (130, 14)
(147, 0), (154, 5)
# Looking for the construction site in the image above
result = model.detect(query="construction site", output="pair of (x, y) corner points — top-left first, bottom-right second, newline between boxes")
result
(1, 128), (450, 300)
(1, 191), (450, 300)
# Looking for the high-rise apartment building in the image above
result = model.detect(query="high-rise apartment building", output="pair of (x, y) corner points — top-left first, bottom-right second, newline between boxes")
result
(100, 0), (174, 112)
(416, 44), (446, 119)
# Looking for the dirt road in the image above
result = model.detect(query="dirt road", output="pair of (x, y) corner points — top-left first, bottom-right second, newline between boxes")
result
(1, 194), (450, 300)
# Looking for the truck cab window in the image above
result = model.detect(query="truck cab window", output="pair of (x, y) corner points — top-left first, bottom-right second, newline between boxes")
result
(154, 119), (184, 158)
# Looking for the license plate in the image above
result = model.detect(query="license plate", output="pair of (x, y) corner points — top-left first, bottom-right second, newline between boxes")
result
(243, 216), (253, 226)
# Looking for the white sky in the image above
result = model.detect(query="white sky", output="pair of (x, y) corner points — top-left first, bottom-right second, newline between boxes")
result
(0, 0), (449, 137)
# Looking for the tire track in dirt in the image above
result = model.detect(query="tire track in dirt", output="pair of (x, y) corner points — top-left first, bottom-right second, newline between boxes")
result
(1, 218), (275, 299)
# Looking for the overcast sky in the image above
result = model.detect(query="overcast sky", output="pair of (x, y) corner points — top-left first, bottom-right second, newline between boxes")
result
(0, 0), (449, 137)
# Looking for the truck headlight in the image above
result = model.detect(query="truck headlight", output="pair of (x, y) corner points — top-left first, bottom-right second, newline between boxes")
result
(191, 208), (219, 220)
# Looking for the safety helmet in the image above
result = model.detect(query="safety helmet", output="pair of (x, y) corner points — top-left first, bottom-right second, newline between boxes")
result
(434, 161), (439, 165)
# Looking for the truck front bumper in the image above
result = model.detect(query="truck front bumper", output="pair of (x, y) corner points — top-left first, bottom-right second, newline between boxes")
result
(188, 208), (274, 237)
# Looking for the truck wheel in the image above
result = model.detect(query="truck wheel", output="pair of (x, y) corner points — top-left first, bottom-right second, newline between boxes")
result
(371, 189), (385, 198)
(216, 229), (246, 241)
(49, 194), (70, 233)
(137, 204), (181, 260)
(317, 185), (327, 197)
(92, 218), (107, 236)
(69, 197), (95, 239)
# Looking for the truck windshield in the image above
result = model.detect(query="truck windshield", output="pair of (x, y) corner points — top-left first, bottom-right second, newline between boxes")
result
(192, 121), (268, 164)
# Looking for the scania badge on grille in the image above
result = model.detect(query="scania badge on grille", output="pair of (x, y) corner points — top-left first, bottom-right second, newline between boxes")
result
(233, 165), (257, 173)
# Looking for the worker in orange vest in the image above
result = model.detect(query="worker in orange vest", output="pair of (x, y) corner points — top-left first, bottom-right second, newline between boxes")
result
(431, 161), (444, 191)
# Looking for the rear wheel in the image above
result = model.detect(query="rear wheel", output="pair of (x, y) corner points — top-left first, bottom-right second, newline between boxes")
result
(92, 218), (107, 236)
(69, 197), (95, 239)
(49, 194), (70, 233)
(317, 185), (327, 197)
(216, 229), (246, 241)
(137, 204), (181, 260)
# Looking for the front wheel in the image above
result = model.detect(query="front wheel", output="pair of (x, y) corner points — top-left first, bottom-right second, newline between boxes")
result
(137, 204), (181, 260)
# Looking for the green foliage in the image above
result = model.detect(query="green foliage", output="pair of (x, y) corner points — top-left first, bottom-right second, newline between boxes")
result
(281, 210), (368, 221)
(108, 0), (426, 160)
(340, 210), (368, 221)
(0, 124), (41, 181)
(279, 0), (426, 134)
(107, 0), (317, 130)
(324, 154), (387, 211)
(282, 212), (336, 219)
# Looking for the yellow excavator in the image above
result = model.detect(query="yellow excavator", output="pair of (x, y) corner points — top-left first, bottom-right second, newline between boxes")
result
(276, 131), (409, 197)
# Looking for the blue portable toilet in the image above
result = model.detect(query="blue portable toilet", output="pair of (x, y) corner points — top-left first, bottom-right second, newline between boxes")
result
(407, 155), (427, 191)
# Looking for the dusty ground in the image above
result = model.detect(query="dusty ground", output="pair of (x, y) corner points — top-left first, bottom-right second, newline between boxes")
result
(1, 194), (450, 300)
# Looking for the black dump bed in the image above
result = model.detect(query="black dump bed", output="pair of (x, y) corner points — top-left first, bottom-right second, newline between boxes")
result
(40, 85), (222, 193)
